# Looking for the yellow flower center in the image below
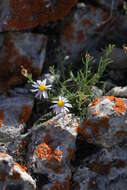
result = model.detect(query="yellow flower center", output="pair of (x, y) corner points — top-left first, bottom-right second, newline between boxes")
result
(57, 100), (64, 107)
(40, 84), (46, 92)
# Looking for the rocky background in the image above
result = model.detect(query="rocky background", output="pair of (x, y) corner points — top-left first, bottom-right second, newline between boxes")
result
(0, 0), (127, 189)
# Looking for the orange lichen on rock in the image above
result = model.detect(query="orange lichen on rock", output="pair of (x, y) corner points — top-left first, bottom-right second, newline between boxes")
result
(77, 29), (85, 43)
(0, 172), (7, 183)
(7, 0), (78, 30)
(15, 162), (26, 172)
(80, 116), (109, 140)
(50, 177), (70, 190)
(90, 96), (126, 115)
(0, 35), (40, 91)
(0, 110), (4, 128)
(115, 131), (127, 138)
(74, 126), (78, 133)
(113, 98), (126, 114)
(89, 162), (112, 175)
(82, 18), (92, 27)
(63, 23), (75, 41)
(19, 105), (32, 124)
(107, 96), (126, 114)
(9, 171), (21, 180)
(67, 148), (75, 160)
(90, 98), (100, 107)
(35, 142), (63, 162)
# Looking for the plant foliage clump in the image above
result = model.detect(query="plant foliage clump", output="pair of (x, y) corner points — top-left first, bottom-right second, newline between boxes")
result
(49, 44), (114, 120)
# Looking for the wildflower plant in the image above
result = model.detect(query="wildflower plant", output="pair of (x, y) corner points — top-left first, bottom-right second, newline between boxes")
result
(21, 44), (114, 120)
(50, 96), (72, 114)
(49, 44), (114, 119)
(31, 79), (52, 99)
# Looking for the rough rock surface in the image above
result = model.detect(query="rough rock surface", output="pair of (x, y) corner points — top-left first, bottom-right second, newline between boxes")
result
(80, 96), (127, 147)
(0, 0), (77, 31)
(73, 145), (127, 190)
(94, 0), (123, 10)
(0, 88), (33, 143)
(0, 152), (36, 190)
(107, 86), (127, 98)
(109, 47), (127, 69)
(59, 4), (115, 64)
(26, 113), (79, 189)
(0, 32), (47, 92)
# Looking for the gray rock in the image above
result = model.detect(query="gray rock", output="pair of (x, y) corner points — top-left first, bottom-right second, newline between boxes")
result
(91, 86), (103, 97)
(94, 0), (123, 10)
(0, 32), (47, 92)
(107, 86), (127, 98)
(0, 0), (77, 31)
(80, 96), (127, 147)
(0, 88), (34, 142)
(27, 113), (79, 189)
(73, 145), (127, 190)
(109, 47), (127, 69)
(59, 4), (115, 65)
(0, 152), (36, 190)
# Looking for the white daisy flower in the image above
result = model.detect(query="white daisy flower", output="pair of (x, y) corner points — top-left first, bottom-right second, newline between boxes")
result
(50, 96), (72, 114)
(31, 79), (51, 99)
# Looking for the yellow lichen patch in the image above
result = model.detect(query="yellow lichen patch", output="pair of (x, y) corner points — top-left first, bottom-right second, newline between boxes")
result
(35, 142), (63, 162)
(107, 96), (126, 114)
(0, 110), (4, 128)
(19, 105), (32, 123)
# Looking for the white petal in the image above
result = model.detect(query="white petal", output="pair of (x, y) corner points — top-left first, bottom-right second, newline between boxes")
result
(52, 100), (58, 103)
(32, 83), (39, 88)
(64, 107), (69, 112)
(46, 85), (52, 89)
(35, 91), (41, 98)
(55, 107), (62, 114)
(43, 91), (48, 99)
(65, 103), (72, 108)
(59, 96), (62, 100)
(63, 98), (69, 103)
(37, 80), (42, 85)
(50, 105), (56, 108)
(31, 89), (38, 92)
(32, 82), (37, 85)
(43, 79), (47, 85)
(60, 107), (65, 113)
